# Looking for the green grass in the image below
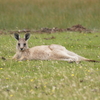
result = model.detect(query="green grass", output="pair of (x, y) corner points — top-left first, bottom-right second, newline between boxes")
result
(0, 32), (100, 100)
(0, 0), (100, 99)
(0, 0), (100, 30)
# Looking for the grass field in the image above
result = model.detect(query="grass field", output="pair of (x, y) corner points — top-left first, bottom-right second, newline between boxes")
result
(0, 32), (100, 100)
(0, 0), (100, 30)
(0, 0), (100, 100)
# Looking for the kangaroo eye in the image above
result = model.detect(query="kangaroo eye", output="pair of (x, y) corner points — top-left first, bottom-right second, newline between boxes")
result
(24, 43), (26, 46)
(18, 43), (20, 46)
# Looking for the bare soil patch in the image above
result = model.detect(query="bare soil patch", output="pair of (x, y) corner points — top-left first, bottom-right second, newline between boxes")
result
(0, 24), (94, 34)
(66, 24), (91, 33)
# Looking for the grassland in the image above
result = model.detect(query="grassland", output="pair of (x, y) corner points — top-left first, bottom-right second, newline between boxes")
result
(0, 32), (100, 100)
(0, 0), (100, 30)
(0, 0), (100, 100)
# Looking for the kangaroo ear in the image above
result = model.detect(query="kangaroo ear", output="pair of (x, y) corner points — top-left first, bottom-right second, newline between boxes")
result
(14, 33), (20, 40)
(25, 33), (30, 41)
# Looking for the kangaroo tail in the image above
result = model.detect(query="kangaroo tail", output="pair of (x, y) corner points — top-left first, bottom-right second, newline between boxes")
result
(78, 56), (100, 62)
(84, 59), (100, 62)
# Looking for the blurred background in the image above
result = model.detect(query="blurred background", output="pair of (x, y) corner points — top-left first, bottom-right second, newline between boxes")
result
(0, 0), (100, 30)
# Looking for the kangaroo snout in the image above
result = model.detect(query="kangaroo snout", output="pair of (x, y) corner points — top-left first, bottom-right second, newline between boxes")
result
(18, 43), (25, 51)
(20, 48), (24, 51)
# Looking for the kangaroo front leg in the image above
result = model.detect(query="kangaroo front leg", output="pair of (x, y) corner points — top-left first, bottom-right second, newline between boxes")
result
(12, 54), (18, 60)
(19, 56), (28, 61)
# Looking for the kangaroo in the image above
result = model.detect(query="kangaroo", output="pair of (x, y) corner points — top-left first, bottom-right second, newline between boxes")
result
(13, 33), (98, 63)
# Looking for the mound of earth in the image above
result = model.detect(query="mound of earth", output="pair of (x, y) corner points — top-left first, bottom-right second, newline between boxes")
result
(66, 24), (91, 33)
(0, 24), (93, 34)
(34, 24), (92, 33)
(35, 27), (64, 33)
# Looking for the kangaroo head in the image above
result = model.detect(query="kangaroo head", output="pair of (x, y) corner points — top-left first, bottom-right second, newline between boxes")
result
(14, 33), (30, 51)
